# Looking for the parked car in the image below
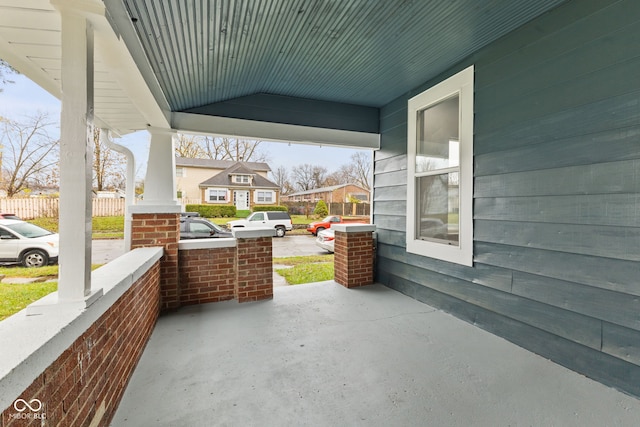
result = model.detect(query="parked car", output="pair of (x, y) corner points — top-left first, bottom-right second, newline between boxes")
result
(315, 228), (335, 253)
(306, 215), (367, 235)
(0, 219), (59, 267)
(180, 216), (233, 239)
(0, 213), (20, 220)
(227, 211), (293, 237)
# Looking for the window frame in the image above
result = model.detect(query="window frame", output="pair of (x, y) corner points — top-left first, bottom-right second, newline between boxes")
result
(406, 65), (474, 266)
(255, 190), (274, 204)
(207, 188), (228, 203)
(233, 174), (250, 184)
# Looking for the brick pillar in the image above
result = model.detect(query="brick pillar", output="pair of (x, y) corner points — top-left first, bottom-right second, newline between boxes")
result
(233, 228), (275, 303)
(131, 212), (180, 311)
(333, 224), (376, 288)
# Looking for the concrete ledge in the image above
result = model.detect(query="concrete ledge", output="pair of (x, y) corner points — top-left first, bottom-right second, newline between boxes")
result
(332, 224), (376, 233)
(0, 247), (163, 412)
(129, 204), (181, 214)
(179, 238), (237, 250)
(232, 228), (276, 238)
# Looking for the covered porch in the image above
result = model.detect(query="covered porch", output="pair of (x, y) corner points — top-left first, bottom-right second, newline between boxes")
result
(113, 282), (640, 426)
(1, 0), (640, 425)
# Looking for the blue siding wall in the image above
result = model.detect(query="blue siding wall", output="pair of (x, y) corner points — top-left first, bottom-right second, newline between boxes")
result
(374, 0), (640, 396)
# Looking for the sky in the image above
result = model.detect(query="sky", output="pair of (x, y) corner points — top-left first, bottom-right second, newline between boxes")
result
(0, 74), (370, 180)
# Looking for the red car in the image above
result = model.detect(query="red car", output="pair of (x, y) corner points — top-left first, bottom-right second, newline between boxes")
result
(306, 215), (366, 235)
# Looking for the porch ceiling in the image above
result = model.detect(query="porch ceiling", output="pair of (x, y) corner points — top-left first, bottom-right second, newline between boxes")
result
(114, 0), (566, 111)
(0, 0), (566, 137)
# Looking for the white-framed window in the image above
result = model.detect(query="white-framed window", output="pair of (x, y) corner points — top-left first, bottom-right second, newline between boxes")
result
(406, 65), (474, 266)
(255, 190), (274, 203)
(233, 174), (250, 184)
(208, 188), (228, 202)
(176, 167), (186, 177)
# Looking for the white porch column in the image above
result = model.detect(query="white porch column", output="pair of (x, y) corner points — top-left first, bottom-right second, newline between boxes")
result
(139, 127), (179, 207)
(56, 6), (94, 301)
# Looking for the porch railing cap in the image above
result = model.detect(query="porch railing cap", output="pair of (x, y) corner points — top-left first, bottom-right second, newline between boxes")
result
(332, 224), (376, 233)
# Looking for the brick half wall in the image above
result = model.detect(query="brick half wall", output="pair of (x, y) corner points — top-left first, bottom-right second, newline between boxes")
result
(1, 249), (162, 427)
(177, 228), (274, 305)
(179, 245), (236, 305)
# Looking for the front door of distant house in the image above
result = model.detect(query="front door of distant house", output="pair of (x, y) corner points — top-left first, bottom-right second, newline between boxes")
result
(234, 190), (249, 210)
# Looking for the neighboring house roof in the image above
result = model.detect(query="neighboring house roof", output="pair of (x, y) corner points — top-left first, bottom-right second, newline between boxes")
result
(199, 162), (279, 189)
(175, 157), (271, 172)
(287, 184), (368, 197)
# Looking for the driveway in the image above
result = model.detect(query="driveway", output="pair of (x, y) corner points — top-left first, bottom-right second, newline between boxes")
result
(273, 234), (327, 257)
(92, 234), (324, 265)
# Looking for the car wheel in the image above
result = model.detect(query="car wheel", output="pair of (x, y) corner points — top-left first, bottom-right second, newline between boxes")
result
(315, 227), (325, 235)
(21, 249), (48, 268)
(275, 226), (286, 238)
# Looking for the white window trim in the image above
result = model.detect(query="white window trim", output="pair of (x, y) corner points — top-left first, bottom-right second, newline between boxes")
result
(207, 188), (229, 203)
(406, 65), (474, 266)
(254, 190), (275, 204)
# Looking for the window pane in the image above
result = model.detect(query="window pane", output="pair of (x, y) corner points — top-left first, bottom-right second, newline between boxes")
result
(415, 173), (459, 245)
(416, 95), (459, 173)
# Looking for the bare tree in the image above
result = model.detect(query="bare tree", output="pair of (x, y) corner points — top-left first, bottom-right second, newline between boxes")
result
(349, 151), (372, 191)
(176, 133), (269, 162)
(291, 164), (328, 191)
(175, 134), (206, 158)
(323, 152), (372, 190)
(93, 128), (127, 191)
(270, 165), (294, 195)
(0, 113), (59, 197)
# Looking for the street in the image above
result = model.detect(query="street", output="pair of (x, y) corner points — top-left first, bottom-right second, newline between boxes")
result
(91, 234), (326, 264)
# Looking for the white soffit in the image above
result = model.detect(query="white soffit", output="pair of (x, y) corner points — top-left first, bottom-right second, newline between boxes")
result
(0, 0), (169, 134)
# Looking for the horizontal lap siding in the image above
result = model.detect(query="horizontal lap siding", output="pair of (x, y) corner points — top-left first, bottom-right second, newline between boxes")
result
(374, 0), (640, 395)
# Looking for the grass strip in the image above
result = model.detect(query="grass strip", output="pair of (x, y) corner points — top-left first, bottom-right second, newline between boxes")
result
(273, 254), (334, 266)
(275, 262), (334, 285)
(0, 281), (57, 321)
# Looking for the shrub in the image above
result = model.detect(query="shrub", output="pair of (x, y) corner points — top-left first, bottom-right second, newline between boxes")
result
(252, 205), (288, 212)
(236, 210), (251, 218)
(185, 204), (237, 218)
(313, 200), (328, 217)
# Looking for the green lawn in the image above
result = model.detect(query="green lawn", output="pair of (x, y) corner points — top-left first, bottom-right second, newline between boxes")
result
(31, 216), (125, 239)
(0, 265), (102, 321)
(274, 254), (334, 285)
(0, 281), (57, 321)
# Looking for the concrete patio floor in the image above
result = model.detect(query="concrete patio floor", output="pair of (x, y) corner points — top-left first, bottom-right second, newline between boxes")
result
(112, 282), (640, 426)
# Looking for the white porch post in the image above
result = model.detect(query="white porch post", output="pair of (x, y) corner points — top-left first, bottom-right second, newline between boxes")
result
(139, 127), (179, 207)
(56, 6), (94, 301)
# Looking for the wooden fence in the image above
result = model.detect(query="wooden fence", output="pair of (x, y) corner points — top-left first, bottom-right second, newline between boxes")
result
(2, 198), (371, 219)
(282, 202), (371, 217)
(0, 198), (126, 219)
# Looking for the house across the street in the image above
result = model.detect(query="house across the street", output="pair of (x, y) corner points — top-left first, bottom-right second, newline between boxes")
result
(282, 183), (370, 203)
(175, 157), (280, 210)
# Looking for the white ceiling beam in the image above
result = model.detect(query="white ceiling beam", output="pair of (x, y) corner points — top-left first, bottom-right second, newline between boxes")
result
(172, 112), (380, 150)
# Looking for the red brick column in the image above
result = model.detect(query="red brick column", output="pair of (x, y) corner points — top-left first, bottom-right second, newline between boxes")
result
(333, 224), (376, 288)
(131, 212), (180, 311)
(233, 229), (274, 303)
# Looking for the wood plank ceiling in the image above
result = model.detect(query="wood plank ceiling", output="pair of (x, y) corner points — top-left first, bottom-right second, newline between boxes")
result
(120, 0), (567, 112)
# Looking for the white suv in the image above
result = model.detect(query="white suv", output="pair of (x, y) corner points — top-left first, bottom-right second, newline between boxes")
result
(227, 211), (293, 237)
(0, 219), (59, 267)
